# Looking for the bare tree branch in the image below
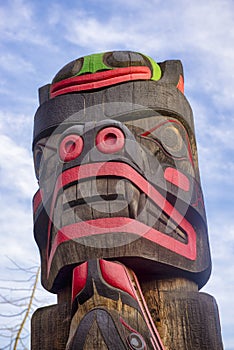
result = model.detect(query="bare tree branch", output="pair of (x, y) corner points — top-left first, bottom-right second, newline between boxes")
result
(12, 267), (40, 350)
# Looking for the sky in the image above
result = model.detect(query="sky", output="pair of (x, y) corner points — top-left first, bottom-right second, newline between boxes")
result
(0, 0), (233, 348)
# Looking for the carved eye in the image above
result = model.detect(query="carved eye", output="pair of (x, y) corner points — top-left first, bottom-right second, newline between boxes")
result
(139, 120), (187, 159)
(96, 127), (125, 154)
(52, 58), (83, 84)
(104, 51), (148, 68)
(59, 134), (84, 162)
(34, 146), (43, 180)
(159, 124), (185, 157)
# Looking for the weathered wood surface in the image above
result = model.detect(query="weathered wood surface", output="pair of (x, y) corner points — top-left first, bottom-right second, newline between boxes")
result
(31, 277), (223, 349)
(142, 278), (223, 349)
(31, 303), (70, 349)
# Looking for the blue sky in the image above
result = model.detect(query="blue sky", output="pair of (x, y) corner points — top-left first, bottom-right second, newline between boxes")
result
(0, 0), (234, 348)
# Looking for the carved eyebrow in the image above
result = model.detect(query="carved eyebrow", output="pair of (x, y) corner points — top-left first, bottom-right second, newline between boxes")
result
(138, 120), (194, 166)
(140, 119), (184, 137)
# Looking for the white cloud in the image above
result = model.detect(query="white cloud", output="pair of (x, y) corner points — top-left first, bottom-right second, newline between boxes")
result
(0, 0), (32, 32)
(0, 134), (37, 198)
(63, 14), (146, 52)
(0, 111), (36, 154)
(187, 96), (234, 197)
(0, 203), (36, 260)
(0, 0), (53, 47)
(0, 53), (35, 75)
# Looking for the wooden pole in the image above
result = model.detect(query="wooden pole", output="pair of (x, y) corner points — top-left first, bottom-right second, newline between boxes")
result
(31, 51), (223, 349)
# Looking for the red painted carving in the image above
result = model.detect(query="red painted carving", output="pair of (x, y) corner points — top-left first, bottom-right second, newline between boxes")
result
(72, 262), (88, 302)
(70, 258), (165, 350)
(33, 189), (43, 213)
(164, 167), (190, 191)
(96, 127), (125, 154)
(176, 74), (184, 94)
(50, 66), (151, 98)
(48, 217), (196, 273)
(47, 161), (197, 273)
(59, 134), (84, 162)
(99, 259), (137, 299)
(119, 268), (165, 350)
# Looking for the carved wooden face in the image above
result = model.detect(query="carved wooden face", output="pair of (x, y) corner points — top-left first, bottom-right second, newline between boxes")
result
(32, 52), (211, 291)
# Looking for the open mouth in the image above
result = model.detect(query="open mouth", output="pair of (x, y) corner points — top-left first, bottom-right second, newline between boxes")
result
(47, 162), (197, 272)
(51, 178), (188, 246)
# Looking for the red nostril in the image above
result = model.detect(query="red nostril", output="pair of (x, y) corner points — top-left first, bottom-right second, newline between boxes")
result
(96, 127), (125, 154)
(59, 134), (84, 162)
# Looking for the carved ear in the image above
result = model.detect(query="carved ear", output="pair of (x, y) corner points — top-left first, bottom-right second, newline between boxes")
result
(38, 84), (51, 105)
(158, 60), (184, 93)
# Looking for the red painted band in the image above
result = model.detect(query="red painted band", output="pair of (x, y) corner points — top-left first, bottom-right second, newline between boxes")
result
(176, 74), (184, 94)
(48, 217), (196, 271)
(99, 260), (137, 300)
(50, 66), (151, 98)
(33, 189), (43, 213)
(164, 167), (190, 192)
(128, 269), (165, 350)
(72, 262), (88, 301)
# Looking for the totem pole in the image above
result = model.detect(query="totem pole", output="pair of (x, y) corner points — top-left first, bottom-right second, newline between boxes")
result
(31, 51), (223, 349)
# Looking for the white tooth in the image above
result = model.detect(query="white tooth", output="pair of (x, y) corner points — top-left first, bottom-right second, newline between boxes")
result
(137, 192), (146, 216)
(109, 200), (129, 217)
(161, 212), (187, 241)
(90, 201), (110, 219)
(176, 229), (187, 241)
(125, 181), (140, 219)
(108, 178), (125, 198)
(107, 178), (129, 216)
(61, 207), (76, 227)
(74, 205), (92, 222)
(77, 181), (92, 200)
(92, 178), (108, 198)
(63, 185), (77, 205)
(144, 199), (161, 228)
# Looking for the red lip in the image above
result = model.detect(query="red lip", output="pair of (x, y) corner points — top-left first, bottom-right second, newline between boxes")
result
(47, 162), (197, 274)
